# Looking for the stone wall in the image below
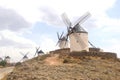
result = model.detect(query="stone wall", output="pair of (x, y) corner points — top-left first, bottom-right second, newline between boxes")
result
(50, 48), (117, 60)
(50, 48), (70, 54)
(89, 48), (103, 52)
(69, 51), (117, 60)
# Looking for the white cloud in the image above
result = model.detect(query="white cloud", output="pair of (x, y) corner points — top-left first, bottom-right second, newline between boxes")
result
(0, 0), (116, 26)
(39, 7), (64, 27)
(38, 34), (58, 52)
(0, 46), (36, 62)
(0, 7), (31, 32)
(0, 0), (118, 33)
(0, 30), (38, 62)
(0, 30), (37, 48)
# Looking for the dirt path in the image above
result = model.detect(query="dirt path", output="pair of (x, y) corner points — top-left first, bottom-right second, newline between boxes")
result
(44, 54), (62, 65)
(0, 67), (14, 80)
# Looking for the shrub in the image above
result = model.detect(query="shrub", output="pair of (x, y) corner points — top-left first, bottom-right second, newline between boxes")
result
(0, 60), (7, 67)
(15, 62), (22, 66)
(63, 59), (69, 63)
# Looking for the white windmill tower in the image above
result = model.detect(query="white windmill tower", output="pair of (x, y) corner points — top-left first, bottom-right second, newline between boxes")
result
(4, 56), (11, 63)
(56, 32), (68, 49)
(61, 12), (91, 52)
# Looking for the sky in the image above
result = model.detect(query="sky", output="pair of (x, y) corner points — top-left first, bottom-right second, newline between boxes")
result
(0, 0), (120, 62)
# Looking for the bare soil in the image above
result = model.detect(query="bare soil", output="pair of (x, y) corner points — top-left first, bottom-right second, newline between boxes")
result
(44, 54), (62, 65)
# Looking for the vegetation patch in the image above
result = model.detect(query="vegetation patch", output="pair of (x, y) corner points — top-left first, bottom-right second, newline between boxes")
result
(0, 60), (7, 67)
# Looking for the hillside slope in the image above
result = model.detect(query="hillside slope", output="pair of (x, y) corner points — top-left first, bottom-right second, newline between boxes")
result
(6, 49), (120, 80)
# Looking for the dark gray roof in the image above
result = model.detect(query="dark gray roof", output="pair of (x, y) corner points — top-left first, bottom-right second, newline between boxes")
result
(72, 24), (87, 33)
(5, 56), (10, 59)
(38, 50), (44, 54)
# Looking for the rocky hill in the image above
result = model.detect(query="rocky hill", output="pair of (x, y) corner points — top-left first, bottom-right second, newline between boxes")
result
(6, 48), (120, 80)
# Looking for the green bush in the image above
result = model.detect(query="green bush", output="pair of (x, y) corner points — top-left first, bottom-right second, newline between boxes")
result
(15, 62), (22, 66)
(63, 59), (69, 63)
(0, 60), (7, 67)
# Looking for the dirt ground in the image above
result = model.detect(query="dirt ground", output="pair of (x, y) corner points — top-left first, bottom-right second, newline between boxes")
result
(6, 53), (120, 80)
(0, 67), (14, 80)
(44, 54), (62, 65)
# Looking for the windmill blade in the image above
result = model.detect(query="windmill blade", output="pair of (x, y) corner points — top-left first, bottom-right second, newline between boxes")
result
(56, 32), (61, 46)
(25, 52), (29, 56)
(36, 47), (40, 53)
(67, 26), (69, 32)
(57, 32), (60, 39)
(56, 31), (64, 46)
(36, 47), (40, 51)
(34, 48), (38, 56)
(56, 39), (60, 46)
(64, 32), (69, 46)
(34, 51), (38, 57)
(73, 33), (87, 49)
(63, 37), (68, 48)
(22, 52), (29, 59)
(60, 32), (64, 39)
(72, 12), (91, 27)
(88, 41), (96, 48)
(34, 47), (40, 56)
(19, 56), (26, 62)
(56, 41), (60, 46)
(61, 13), (72, 27)
(34, 52), (37, 57)
(20, 52), (25, 56)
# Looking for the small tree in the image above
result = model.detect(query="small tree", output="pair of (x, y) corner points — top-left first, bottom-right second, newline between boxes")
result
(0, 60), (7, 67)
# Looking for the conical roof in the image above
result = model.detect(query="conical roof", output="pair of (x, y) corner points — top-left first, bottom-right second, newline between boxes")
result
(38, 50), (44, 54)
(72, 24), (87, 33)
(5, 56), (10, 59)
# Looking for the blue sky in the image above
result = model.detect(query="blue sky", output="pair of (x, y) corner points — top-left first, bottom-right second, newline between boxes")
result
(107, 0), (120, 18)
(0, 0), (120, 62)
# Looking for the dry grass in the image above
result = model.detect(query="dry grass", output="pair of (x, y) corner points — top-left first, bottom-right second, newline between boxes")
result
(6, 53), (120, 80)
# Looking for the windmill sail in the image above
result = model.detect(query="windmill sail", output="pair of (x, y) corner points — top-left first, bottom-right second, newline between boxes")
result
(61, 13), (71, 27)
(72, 12), (91, 27)
(34, 47), (40, 56)
(61, 12), (96, 52)
(56, 32), (68, 49)
(19, 52), (29, 62)
(88, 41), (96, 48)
(34, 47), (44, 57)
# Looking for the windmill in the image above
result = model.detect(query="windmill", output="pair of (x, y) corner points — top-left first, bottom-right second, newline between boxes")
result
(20, 52), (29, 62)
(4, 56), (10, 63)
(34, 47), (44, 57)
(56, 32), (68, 49)
(61, 12), (95, 52)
